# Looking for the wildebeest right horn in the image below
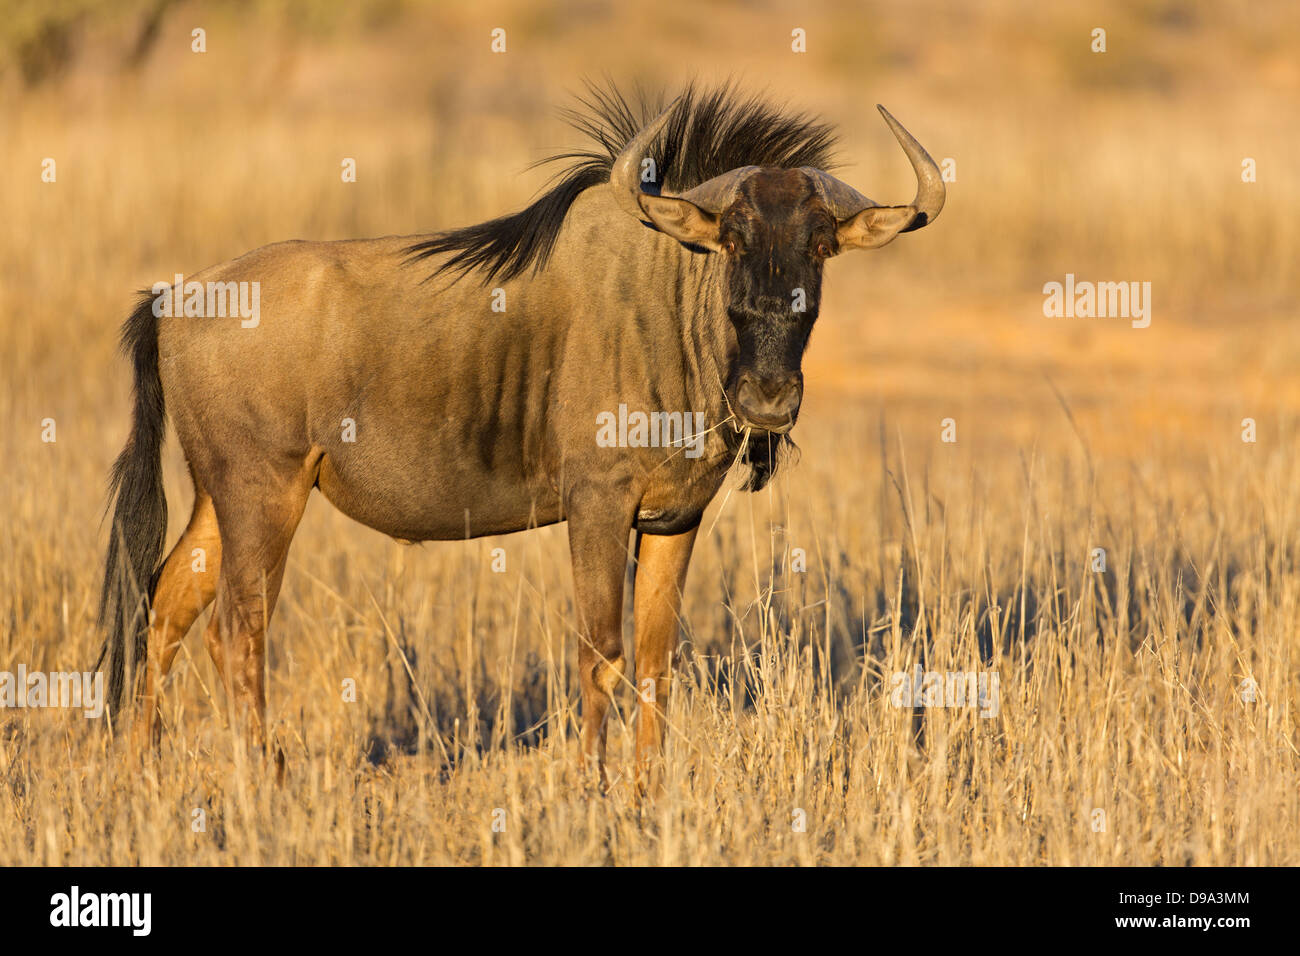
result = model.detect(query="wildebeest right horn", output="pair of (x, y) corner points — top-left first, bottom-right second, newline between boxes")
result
(875, 105), (945, 233)
(797, 106), (945, 251)
(803, 106), (945, 234)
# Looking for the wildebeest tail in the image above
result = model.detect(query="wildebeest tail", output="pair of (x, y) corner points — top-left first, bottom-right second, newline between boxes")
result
(95, 292), (168, 718)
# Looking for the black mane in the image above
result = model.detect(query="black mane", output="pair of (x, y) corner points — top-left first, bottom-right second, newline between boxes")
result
(404, 80), (840, 284)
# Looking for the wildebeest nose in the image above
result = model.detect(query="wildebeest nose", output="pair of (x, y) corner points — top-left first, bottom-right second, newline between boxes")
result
(735, 372), (801, 431)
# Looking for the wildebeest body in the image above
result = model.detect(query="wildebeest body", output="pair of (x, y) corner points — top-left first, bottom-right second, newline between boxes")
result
(163, 197), (733, 544)
(98, 83), (943, 786)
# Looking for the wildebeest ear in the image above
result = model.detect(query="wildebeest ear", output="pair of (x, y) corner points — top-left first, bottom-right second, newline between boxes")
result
(637, 195), (723, 250)
(835, 204), (916, 251)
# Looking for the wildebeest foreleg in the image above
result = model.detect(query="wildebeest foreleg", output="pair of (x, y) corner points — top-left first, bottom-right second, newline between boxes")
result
(632, 526), (697, 792)
(566, 495), (635, 782)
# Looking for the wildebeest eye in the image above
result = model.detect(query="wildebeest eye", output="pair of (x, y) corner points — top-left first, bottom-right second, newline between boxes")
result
(814, 241), (832, 259)
(723, 239), (738, 255)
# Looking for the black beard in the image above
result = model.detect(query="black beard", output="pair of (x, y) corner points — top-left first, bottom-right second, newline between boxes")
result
(724, 424), (798, 492)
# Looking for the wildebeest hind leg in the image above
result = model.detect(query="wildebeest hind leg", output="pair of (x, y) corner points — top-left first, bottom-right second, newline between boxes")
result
(137, 484), (221, 747)
(204, 456), (317, 763)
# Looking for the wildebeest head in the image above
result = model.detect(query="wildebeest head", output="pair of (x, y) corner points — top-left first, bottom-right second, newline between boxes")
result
(611, 104), (944, 434)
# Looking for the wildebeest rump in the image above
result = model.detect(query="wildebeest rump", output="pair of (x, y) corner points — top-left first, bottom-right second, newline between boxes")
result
(96, 83), (944, 783)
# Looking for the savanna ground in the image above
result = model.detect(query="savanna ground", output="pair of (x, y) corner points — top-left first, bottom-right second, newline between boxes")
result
(1, 0), (1298, 865)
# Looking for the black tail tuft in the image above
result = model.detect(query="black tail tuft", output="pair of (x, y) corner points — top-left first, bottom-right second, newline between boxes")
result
(95, 292), (168, 719)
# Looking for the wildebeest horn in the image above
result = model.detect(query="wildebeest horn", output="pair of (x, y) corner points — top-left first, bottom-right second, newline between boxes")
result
(802, 106), (945, 235)
(610, 103), (678, 222)
(675, 167), (760, 214)
(799, 168), (877, 217)
(792, 106), (946, 251)
(612, 101), (943, 250)
(876, 104), (945, 232)
(612, 100), (759, 219)
(611, 102), (755, 249)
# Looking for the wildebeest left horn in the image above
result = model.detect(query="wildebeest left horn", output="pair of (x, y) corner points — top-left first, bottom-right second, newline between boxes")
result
(611, 102), (755, 249)
(610, 102), (678, 223)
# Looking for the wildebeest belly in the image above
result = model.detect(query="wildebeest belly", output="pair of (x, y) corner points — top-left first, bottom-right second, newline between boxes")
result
(315, 445), (563, 541)
(307, 332), (564, 540)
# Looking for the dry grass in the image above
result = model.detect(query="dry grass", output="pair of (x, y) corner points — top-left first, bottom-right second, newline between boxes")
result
(1, 0), (1298, 865)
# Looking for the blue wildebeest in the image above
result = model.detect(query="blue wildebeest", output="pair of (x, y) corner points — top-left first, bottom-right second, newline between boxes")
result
(97, 83), (943, 784)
